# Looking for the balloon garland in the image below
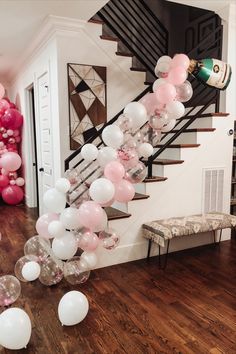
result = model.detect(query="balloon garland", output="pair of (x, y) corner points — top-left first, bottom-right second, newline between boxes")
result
(0, 84), (24, 205)
(0, 54), (232, 349)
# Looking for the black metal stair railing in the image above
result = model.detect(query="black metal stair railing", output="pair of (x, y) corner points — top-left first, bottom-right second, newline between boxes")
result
(97, 0), (168, 75)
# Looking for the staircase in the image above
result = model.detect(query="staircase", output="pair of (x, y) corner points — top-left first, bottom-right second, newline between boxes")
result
(63, 0), (231, 266)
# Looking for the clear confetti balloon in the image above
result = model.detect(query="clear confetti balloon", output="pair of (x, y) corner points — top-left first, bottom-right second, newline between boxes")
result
(176, 80), (193, 102)
(24, 235), (50, 262)
(14, 255), (39, 282)
(99, 228), (120, 250)
(125, 161), (147, 183)
(38, 256), (64, 286)
(0, 275), (21, 306)
(64, 256), (90, 285)
(116, 114), (133, 132)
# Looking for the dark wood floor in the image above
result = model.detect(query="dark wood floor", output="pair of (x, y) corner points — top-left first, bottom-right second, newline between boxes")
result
(0, 204), (236, 354)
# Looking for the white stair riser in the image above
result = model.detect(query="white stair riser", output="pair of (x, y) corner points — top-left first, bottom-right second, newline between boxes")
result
(161, 132), (197, 144)
(154, 148), (181, 160)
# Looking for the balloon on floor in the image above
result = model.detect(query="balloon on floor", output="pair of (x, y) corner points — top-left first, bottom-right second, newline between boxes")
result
(0, 88), (24, 205)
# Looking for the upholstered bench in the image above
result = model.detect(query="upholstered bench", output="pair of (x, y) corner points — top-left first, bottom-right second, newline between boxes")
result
(142, 212), (236, 268)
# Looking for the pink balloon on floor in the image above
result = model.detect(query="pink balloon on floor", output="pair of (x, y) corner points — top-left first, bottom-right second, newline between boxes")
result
(1, 108), (23, 129)
(2, 185), (24, 205)
(114, 179), (135, 202)
(36, 213), (59, 239)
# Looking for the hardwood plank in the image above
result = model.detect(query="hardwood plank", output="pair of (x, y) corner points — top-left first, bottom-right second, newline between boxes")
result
(0, 204), (236, 354)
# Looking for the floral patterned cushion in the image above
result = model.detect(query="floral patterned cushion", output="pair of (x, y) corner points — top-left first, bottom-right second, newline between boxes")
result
(142, 212), (236, 247)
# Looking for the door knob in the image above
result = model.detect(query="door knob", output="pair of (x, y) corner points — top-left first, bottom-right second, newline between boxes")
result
(39, 167), (44, 172)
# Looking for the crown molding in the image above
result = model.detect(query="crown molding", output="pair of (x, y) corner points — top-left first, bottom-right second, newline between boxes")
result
(8, 15), (87, 84)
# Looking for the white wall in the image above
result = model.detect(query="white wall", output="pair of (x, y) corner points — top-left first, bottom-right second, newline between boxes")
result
(56, 21), (146, 172)
(8, 37), (60, 208)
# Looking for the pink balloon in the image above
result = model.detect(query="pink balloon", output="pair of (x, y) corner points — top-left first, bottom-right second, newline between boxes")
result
(0, 84), (5, 99)
(118, 147), (139, 170)
(0, 175), (9, 188)
(1, 108), (23, 129)
(0, 99), (10, 115)
(171, 54), (190, 70)
(114, 179), (135, 202)
(36, 212), (59, 239)
(2, 185), (24, 205)
(0, 152), (21, 171)
(104, 161), (125, 183)
(155, 83), (176, 104)
(167, 66), (188, 86)
(139, 93), (164, 115)
(78, 201), (104, 229)
(78, 230), (99, 251)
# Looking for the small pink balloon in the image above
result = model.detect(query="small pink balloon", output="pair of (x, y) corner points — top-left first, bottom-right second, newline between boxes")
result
(36, 213), (59, 239)
(13, 129), (20, 137)
(167, 66), (188, 86)
(0, 99), (10, 115)
(139, 93), (163, 115)
(78, 230), (99, 251)
(114, 179), (135, 202)
(0, 83), (5, 99)
(104, 161), (125, 183)
(2, 185), (24, 205)
(155, 83), (176, 104)
(0, 151), (21, 171)
(171, 54), (190, 70)
(78, 201), (104, 229)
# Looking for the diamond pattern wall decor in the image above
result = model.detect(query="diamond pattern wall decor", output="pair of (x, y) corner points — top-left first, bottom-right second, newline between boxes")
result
(68, 63), (107, 150)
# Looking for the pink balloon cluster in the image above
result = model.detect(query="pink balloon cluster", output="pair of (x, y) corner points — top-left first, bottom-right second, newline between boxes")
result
(0, 86), (24, 205)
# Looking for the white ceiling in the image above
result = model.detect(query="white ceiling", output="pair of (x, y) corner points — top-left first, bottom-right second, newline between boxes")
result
(0, 0), (108, 81)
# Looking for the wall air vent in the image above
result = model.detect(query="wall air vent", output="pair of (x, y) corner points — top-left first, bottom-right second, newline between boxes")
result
(202, 168), (224, 213)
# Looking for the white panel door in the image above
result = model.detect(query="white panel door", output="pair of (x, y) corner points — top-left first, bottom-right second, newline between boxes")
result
(37, 71), (54, 214)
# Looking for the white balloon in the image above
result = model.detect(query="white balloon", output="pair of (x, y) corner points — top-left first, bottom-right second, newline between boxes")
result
(0, 308), (32, 350)
(43, 188), (66, 213)
(81, 144), (98, 162)
(166, 101), (185, 119)
(60, 207), (81, 230)
(58, 291), (89, 326)
(22, 261), (41, 281)
(157, 55), (172, 64)
(52, 231), (77, 260)
(55, 178), (71, 193)
(80, 251), (97, 270)
(138, 143), (154, 158)
(124, 102), (147, 129)
(152, 78), (166, 92)
(156, 61), (171, 73)
(102, 125), (124, 149)
(97, 146), (117, 168)
(15, 177), (25, 187)
(89, 178), (115, 204)
(162, 119), (176, 132)
(48, 220), (65, 239)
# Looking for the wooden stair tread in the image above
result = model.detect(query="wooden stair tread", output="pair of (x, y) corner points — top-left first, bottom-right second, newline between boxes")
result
(116, 51), (133, 57)
(231, 177), (236, 184)
(100, 35), (119, 42)
(132, 192), (149, 201)
(147, 159), (184, 165)
(130, 67), (147, 72)
(155, 144), (200, 148)
(230, 199), (236, 206)
(104, 207), (131, 220)
(144, 176), (168, 183)
(171, 128), (215, 133)
(88, 18), (104, 25)
(181, 112), (229, 120)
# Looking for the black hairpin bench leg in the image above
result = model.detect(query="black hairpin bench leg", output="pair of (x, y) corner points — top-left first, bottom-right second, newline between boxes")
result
(159, 239), (170, 270)
(147, 239), (152, 260)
